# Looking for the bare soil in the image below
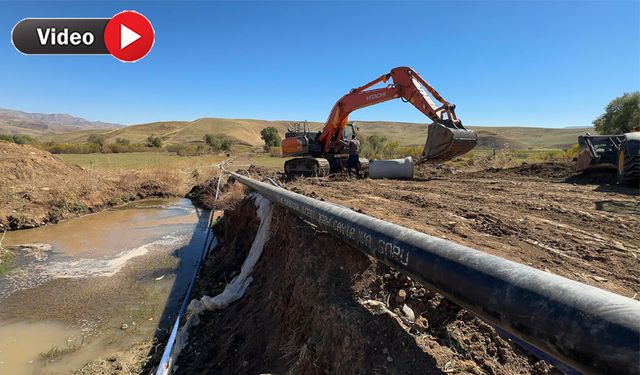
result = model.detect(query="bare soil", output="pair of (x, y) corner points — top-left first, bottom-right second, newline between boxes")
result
(176, 160), (638, 374)
(176, 200), (553, 374)
(285, 162), (640, 298)
(0, 143), (186, 230)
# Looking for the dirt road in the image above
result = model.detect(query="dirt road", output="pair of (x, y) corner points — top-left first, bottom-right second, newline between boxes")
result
(283, 162), (639, 298)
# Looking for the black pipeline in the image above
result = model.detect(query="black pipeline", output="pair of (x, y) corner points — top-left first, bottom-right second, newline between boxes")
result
(229, 172), (640, 375)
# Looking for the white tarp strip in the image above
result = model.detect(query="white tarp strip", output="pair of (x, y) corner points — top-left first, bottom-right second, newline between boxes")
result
(162, 194), (273, 374)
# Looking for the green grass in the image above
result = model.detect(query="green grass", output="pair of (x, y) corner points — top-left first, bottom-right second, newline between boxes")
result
(0, 248), (14, 276)
(0, 230), (13, 275)
(39, 337), (84, 361)
(58, 152), (225, 171)
(245, 147), (575, 171)
(247, 154), (292, 168)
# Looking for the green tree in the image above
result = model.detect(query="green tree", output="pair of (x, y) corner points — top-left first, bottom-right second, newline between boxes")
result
(260, 127), (281, 151)
(593, 92), (640, 134)
(146, 135), (162, 148)
(115, 137), (130, 145)
(87, 133), (106, 147)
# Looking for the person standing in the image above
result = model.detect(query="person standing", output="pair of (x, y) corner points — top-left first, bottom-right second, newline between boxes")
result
(344, 134), (361, 178)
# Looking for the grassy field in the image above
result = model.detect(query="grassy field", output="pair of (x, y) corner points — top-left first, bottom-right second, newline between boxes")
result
(59, 152), (225, 172)
(246, 154), (292, 169)
(244, 147), (575, 172)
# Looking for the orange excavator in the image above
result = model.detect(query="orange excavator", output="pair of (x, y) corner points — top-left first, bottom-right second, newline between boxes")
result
(281, 66), (477, 177)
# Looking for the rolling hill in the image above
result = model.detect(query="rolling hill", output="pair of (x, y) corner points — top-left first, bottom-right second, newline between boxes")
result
(0, 108), (123, 135)
(39, 117), (592, 150)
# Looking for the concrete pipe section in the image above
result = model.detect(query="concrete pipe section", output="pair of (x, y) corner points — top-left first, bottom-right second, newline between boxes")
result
(369, 157), (415, 179)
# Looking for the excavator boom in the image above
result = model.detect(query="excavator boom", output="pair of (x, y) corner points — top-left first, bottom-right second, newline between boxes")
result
(317, 66), (477, 163)
(282, 66), (477, 176)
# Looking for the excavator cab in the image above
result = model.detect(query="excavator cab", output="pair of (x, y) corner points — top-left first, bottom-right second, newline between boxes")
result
(341, 123), (355, 142)
(420, 121), (477, 163)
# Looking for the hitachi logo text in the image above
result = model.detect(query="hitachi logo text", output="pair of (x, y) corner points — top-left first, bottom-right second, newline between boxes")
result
(366, 92), (386, 101)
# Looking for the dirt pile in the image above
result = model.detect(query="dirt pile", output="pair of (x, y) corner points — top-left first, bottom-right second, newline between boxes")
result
(186, 174), (247, 211)
(0, 143), (185, 230)
(176, 197), (559, 374)
(473, 162), (574, 180)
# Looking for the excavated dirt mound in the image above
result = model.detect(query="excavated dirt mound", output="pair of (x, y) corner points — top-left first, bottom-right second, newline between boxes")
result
(473, 162), (574, 180)
(176, 197), (559, 374)
(0, 143), (184, 230)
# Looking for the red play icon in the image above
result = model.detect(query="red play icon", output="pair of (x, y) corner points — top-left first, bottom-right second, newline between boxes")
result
(104, 11), (154, 63)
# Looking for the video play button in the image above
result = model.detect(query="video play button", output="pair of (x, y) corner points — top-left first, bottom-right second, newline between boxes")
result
(104, 11), (154, 63)
(120, 24), (141, 50)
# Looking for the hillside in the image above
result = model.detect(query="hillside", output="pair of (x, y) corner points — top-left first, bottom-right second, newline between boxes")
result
(40, 118), (297, 146)
(0, 108), (123, 135)
(40, 117), (592, 150)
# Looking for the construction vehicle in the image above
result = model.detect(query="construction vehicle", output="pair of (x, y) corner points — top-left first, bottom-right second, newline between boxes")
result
(576, 130), (640, 186)
(281, 66), (477, 177)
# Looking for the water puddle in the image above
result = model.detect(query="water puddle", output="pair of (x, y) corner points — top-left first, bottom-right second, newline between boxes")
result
(0, 198), (209, 374)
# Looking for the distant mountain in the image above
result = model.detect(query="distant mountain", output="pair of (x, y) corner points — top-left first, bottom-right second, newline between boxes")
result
(0, 108), (124, 135)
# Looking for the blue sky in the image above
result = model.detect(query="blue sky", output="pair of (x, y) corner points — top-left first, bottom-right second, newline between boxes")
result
(1, 1), (638, 127)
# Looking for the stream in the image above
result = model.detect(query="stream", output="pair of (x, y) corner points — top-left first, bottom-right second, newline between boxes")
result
(0, 198), (209, 374)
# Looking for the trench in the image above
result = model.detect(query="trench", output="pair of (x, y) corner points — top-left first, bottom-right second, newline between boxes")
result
(174, 196), (562, 375)
(0, 198), (209, 375)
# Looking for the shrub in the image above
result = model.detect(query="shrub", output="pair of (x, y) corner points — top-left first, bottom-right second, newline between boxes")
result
(167, 144), (209, 156)
(87, 134), (106, 147)
(0, 134), (33, 144)
(40, 142), (101, 154)
(260, 127), (281, 151)
(146, 135), (162, 148)
(203, 134), (232, 151)
(360, 134), (401, 159)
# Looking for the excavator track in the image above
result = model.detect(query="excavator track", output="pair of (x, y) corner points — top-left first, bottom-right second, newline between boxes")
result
(285, 157), (330, 178)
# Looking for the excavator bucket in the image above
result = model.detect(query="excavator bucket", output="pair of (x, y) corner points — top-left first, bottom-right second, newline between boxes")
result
(418, 122), (478, 164)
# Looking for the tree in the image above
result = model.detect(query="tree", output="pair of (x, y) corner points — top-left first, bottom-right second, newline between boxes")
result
(146, 135), (162, 148)
(593, 92), (640, 134)
(260, 127), (281, 151)
(87, 133), (106, 147)
(115, 137), (130, 145)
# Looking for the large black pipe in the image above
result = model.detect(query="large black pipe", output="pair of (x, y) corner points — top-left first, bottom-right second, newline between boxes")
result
(229, 172), (640, 374)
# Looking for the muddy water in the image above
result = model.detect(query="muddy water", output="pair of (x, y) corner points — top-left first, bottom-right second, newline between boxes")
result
(0, 198), (209, 374)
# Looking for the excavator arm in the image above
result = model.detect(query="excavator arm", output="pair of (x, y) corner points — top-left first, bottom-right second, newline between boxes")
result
(318, 66), (476, 163)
